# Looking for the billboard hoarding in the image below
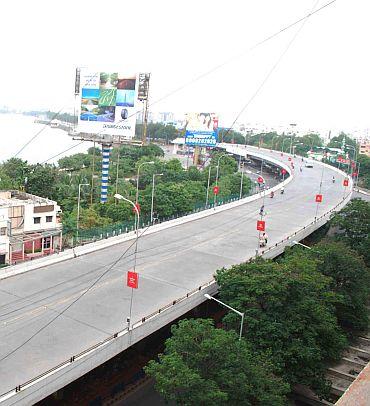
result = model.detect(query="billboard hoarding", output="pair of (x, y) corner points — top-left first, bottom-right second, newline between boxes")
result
(184, 113), (218, 147)
(77, 68), (138, 139)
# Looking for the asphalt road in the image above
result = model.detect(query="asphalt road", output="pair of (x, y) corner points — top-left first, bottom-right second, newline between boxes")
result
(0, 148), (349, 395)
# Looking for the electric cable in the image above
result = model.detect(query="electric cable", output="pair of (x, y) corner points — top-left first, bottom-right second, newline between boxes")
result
(0, 223), (151, 363)
(223, 0), (322, 139)
(0, 0), (336, 363)
(9, 0), (337, 160)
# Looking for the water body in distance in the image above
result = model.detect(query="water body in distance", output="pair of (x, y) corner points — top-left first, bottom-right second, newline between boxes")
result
(0, 113), (89, 164)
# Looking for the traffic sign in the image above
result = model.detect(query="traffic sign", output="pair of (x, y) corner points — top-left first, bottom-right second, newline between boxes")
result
(257, 220), (265, 231)
(281, 168), (287, 175)
(213, 186), (219, 195)
(257, 176), (265, 184)
(343, 179), (349, 187)
(315, 194), (323, 203)
(132, 203), (141, 214)
(127, 271), (139, 289)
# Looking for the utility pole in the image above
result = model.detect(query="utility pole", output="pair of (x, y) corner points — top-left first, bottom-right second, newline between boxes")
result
(138, 73), (151, 145)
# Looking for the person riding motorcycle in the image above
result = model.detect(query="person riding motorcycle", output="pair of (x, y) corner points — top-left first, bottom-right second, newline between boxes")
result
(270, 191), (274, 198)
(332, 176), (335, 183)
(280, 186), (285, 194)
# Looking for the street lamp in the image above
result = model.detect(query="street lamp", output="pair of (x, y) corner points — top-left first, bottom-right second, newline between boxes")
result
(281, 137), (288, 154)
(114, 193), (140, 332)
(205, 165), (212, 209)
(239, 161), (245, 199)
(76, 183), (89, 242)
(204, 294), (245, 340)
(289, 123), (297, 155)
(292, 240), (312, 250)
(151, 173), (163, 224)
(135, 161), (154, 231)
(345, 144), (357, 176)
(213, 153), (232, 208)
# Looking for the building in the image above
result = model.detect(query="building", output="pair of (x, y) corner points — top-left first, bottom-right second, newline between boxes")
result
(359, 141), (370, 157)
(0, 191), (62, 265)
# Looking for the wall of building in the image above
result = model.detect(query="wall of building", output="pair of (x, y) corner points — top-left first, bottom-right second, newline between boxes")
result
(0, 208), (10, 264)
(23, 204), (59, 233)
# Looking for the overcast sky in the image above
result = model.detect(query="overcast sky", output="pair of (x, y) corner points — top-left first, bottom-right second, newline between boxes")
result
(1, 0), (369, 131)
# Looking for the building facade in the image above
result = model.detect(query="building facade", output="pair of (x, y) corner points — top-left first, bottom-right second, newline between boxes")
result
(0, 191), (62, 265)
(359, 141), (370, 157)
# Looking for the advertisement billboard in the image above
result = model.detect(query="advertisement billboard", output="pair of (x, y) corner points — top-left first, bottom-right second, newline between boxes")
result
(77, 68), (138, 138)
(184, 113), (218, 147)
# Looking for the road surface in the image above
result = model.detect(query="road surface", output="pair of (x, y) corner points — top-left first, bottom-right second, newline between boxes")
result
(0, 147), (349, 400)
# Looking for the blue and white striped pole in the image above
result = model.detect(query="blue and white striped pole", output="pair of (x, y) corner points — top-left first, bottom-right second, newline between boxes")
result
(101, 144), (112, 203)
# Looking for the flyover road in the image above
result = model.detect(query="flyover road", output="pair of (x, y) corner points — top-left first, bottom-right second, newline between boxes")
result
(0, 146), (351, 405)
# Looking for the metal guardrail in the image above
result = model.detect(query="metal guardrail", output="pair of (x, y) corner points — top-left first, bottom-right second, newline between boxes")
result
(0, 279), (215, 402)
(0, 150), (352, 403)
(0, 192), (352, 402)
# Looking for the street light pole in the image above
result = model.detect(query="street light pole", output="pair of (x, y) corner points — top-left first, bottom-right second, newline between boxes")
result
(204, 294), (245, 340)
(205, 165), (212, 208)
(151, 173), (163, 224)
(135, 161), (154, 231)
(213, 153), (232, 208)
(239, 162), (245, 199)
(76, 183), (89, 243)
(281, 138), (288, 154)
(114, 194), (140, 334)
(292, 240), (312, 250)
(115, 152), (121, 204)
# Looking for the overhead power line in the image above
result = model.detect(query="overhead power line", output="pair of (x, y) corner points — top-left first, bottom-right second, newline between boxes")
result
(10, 0), (337, 161)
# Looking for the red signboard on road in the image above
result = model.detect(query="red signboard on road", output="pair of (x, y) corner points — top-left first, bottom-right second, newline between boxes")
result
(257, 176), (265, 184)
(257, 220), (265, 231)
(213, 186), (219, 195)
(127, 271), (139, 289)
(281, 168), (287, 175)
(315, 194), (323, 203)
(343, 179), (349, 187)
(132, 203), (141, 214)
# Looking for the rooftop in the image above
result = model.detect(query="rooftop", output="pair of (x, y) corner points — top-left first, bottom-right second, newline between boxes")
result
(0, 190), (55, 208)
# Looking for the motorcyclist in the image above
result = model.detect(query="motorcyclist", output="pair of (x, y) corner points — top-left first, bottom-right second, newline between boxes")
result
(270, 191), (274, 198)
(332, 176), (335, 183)
(280, 186), (285, 194)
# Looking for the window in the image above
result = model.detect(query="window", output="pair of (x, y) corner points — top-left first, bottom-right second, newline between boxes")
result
(46, 216), (53, 223)
(0, 227), (6, 236)
(34, 217), (41, 224)
(43, 237), (51, 249)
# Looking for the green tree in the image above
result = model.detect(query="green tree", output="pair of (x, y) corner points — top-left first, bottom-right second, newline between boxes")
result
(210, 152), (238, 175)
(1, 158), (29, 187)
(304, 241), (369, 335)
(25, 164), (59, 199)
(78, 207), (113, 229)
(58, 153), (93, 171)
(145, 319), (289, 406)
(331, 199), (370, 266)
(216, 258), (347, 397)
(0, 170), (15, 189)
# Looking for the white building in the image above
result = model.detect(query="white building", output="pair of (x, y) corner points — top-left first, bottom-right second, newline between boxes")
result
(0, 191), (63, 265)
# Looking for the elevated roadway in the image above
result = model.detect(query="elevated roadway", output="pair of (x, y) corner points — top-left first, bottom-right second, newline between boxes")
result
(0, 146), (352, 405)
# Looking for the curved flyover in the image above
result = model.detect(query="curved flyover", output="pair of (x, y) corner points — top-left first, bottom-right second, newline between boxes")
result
(0, 146), (352, 405)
